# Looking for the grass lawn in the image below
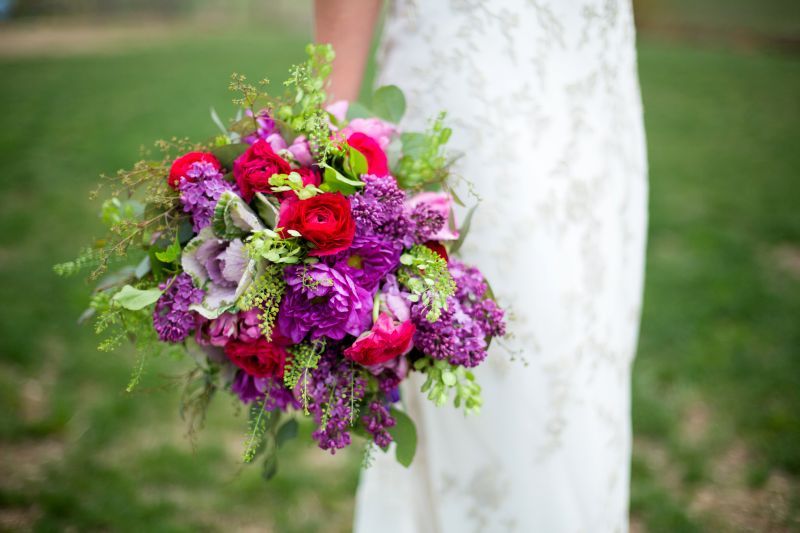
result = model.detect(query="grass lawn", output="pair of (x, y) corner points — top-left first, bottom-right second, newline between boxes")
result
(0, 25), (798, 532)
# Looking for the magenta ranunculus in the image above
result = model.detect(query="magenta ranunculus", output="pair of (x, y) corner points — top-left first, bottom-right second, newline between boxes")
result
(405, 191), (459, 240)
(277, 263), (373, 343)
(344, 313), (416, 367)
(347, 133), (389, 177)
(197, 309), (261, 347)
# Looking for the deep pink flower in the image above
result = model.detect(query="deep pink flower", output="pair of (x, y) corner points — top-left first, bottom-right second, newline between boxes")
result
(347, 133), (389, 177)
(344, 313), (416, 367)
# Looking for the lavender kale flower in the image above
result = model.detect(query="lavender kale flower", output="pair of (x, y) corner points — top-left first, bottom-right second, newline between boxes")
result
(349, 174), (415, 247)
(178, 161), (236, 233)
(306, 350), (367, 453)
(277, 263), (373, 344)
(152, 272), (204, 343)
(329, 233), (402, 293)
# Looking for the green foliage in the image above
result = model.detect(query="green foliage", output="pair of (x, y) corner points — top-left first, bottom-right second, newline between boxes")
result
(371, 85), (406, 124)
(387, 408), (417, 467)
(397, 244), (456, 322)
(242, 402), (279, 463)
(245, 228), (304, 264)
(268, 171), (323, 200)
(237, 263), (286, 340)
(414, 358), (483, 414)
(111, 284), (163, 310)
(395, 112), (452, 190)
(284, 341), (325, 413)
(276, 43), (337, 159)
(179, 367), (217, 445)
(53, 247), (104, 277)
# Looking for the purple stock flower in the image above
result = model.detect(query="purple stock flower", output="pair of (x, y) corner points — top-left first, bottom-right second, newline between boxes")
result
(277, 263), (373, 344)
(153, 273), (204, 343)
(329, 233), (402, 292)
(409, 202), (446, 243)
(178, 161), (236, 233)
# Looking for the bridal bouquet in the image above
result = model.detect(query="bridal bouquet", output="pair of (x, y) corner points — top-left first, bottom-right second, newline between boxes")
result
(57, 44), (505, 474)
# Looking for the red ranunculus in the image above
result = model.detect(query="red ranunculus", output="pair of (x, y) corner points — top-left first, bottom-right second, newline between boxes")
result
(168, 151), (221, 189)
(347, 132), (389, 176)
(224, 338), (288, 378)
(278, 192), (355, 256)
(344, 313), (416, 367)
(424, 240), (449, 262)
(233, 139), (292, 201)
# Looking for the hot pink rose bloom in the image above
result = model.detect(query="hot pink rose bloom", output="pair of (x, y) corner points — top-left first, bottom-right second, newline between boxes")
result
(406, 191), (459, 240)
(197, 309), (262, 347)
(344, 313), (416, 367)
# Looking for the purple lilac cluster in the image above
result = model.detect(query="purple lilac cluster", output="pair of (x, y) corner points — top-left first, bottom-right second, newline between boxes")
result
(349, 174), (416, 248)
(411, 259), (506, 368)
(362, 402), (396, 449)
(307, 350), (367, 453)
(153, 273), (204, 343)
(232, 371), (299, 410)
(409, 202), (446, 243)
(277, 263), (372, 343)
(178, 161), (236, 232)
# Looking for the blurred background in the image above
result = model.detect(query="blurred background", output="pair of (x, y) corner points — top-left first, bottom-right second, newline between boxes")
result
(0, 0), (797, 531)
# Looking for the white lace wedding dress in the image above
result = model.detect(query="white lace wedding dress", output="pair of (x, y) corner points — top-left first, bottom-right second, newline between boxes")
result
(354, 1), (648, 531)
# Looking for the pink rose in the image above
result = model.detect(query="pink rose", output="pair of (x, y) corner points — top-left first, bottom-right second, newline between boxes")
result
(344, 313), (416, 367)
(406, 192), (459, 240)
(342, 118), (398, 150)
(326, 100), (349, 123)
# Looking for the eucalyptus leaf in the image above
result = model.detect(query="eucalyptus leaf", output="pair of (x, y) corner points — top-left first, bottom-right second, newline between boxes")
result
(345, 101), (373, 120)
(276, 419), (299, 448)
(388, 408), (417, 468)
(111, 285), (163, 310)
(372, 85), (406, 124)
(210, 143), (248, 170)
(449, 204), (477, 255)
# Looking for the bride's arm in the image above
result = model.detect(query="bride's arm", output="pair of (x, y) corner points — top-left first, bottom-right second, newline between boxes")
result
(314, 0), (382, 102)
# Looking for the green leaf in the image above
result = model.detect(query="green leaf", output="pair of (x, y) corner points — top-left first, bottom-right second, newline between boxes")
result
(276, 418), (299, 448)
(210, 143), (248, 170)
(154, 239), (181, 263)
(348, 146), (369, 177)
(111, 285), (163, 310)
(321, 166), (364, 195)
(400, 132), (427, 159)
(449, 204), (477, 256)
(262, 453), (278, 480)
(388, 408), (417, 467)
(345, 101), (373, 120)
(372, 85), (406, 124)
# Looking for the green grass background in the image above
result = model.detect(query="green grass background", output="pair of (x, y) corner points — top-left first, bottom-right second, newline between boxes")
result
(0, 6), (798, 532)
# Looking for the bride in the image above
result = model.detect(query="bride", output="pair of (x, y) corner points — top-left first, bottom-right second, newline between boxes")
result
(315, 0), (648, 531)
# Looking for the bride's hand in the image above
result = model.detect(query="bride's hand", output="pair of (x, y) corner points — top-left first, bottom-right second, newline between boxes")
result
(314, 0), (382, 102)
